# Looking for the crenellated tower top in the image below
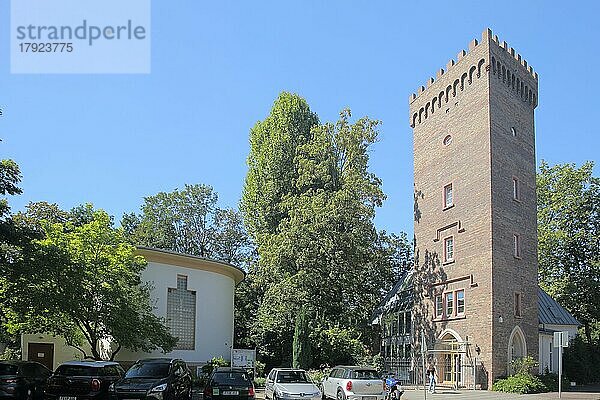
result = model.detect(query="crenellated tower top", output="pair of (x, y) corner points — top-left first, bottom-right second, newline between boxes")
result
(408, 28), (538, 128)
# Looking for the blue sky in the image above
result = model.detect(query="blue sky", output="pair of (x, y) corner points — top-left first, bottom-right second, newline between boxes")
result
(1, 1), (599, 237)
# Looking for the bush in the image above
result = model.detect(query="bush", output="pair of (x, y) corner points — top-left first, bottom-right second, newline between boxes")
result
(0, 347), (20, 361)
(538, 372), (570, 392)
(201, 356), (230, 375)
(492, 373), (546, 394)
(254, 377), (266, 387)
(563, 336), (600, 384)
(307, 369), (330, 385)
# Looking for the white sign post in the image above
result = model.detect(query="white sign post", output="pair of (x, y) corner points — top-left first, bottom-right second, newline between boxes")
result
(553, 331), (569, 399)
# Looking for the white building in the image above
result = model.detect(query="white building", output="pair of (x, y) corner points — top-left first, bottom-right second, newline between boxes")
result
(538, 288), (579, 374)
(22, 247), (245, 371)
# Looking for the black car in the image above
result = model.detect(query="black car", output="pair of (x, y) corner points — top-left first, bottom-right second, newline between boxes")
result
(111, 358), (191, 400)
(45, 361), (124, 400)
(203, 368), (254, 400)
(0, 361), (52, 400)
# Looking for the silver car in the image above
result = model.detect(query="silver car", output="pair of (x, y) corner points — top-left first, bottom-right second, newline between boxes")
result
(321, 366), (385, 400)
(265, 368), (321, 400)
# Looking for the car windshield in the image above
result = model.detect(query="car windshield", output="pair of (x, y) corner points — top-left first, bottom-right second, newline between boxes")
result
(351, 370), (379, 379)
(276, 371), (310, 384)
(0, 364), (19, 375)
(212, 371), (250, 386)
(125, 363), (170, 378)
(55, 365), (98, 376)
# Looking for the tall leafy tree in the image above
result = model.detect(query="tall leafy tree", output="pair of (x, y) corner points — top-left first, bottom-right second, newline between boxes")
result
(3, 205), (177, 360)
(240, 94), (409, 366)
(123, 184), (252, 266)
(537, 161), (600, 343)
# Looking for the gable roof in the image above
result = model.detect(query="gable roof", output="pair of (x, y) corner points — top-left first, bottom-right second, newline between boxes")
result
(538, 288), (580, 326)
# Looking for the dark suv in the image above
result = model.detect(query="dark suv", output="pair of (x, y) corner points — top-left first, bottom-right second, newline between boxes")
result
(203, 368), (255, 400)
(45, 361), (124, 400)
(0, 361), (52, 400)
(111, 358), (191, 400)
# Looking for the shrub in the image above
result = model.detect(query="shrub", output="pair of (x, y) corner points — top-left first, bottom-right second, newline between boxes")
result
(538, 372), (570, 392)
(563, 336), (600, 384)
(254, 377), (266, 387)
(201, 356), (230, 375)
(307, 369), (330, 385)
(492, 373), (546, 394)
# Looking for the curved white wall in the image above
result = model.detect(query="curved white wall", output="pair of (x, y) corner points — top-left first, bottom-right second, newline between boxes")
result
(116, 260), (236, 365)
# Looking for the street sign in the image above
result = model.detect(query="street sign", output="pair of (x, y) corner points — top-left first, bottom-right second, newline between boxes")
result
(231, 349), (256, 368)
(552, 331), (569, 398)
(553, 331), (569, 348)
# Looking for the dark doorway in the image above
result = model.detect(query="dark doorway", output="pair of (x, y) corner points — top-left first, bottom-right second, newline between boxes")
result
(28, 343), (54, 370)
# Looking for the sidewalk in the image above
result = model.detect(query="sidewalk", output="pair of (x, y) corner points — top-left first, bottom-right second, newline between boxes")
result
(252, 387), (600, 400)
(399, 388), (600, 400)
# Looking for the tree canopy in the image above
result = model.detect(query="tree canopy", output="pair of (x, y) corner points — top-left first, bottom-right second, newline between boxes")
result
(123, 184), (252, 267)
(238, 92), (411, 367)
(537, 160), (600, 343)
(3, 204), (177, 360)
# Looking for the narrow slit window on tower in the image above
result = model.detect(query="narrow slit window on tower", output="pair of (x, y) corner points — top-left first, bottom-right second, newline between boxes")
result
(513, 177), (520, 201)
(513, 234), (521, 258)
(444, 183), (453, 208)
(511, 127), (517, 136)
(514, 292), (522, 317)
(444, 236), (454, 262)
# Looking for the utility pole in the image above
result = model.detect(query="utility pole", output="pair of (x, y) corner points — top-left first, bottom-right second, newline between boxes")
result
(421, 333), (427, 400)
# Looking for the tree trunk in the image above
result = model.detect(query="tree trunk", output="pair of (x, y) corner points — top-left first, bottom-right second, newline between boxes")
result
(110, 344), (122, 361)
(584, 323), (592, 343)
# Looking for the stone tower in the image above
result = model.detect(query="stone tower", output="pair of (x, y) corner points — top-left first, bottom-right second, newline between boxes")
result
(409, 28), (538, 388)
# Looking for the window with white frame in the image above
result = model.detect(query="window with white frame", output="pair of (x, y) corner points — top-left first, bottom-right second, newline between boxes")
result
(435, 294), (443, 318)
(445, 292), (454, 316)
(456, 290), (465, 315)
(444, 236), (454, 262)
(444, 183), (453, 208)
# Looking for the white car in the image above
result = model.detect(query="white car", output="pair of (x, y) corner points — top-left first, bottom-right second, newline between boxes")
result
(265, 368), (322, 400)
(321, 366), (385, 400)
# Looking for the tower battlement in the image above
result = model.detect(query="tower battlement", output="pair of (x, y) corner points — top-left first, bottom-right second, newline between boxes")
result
(409, 28), (538, 128)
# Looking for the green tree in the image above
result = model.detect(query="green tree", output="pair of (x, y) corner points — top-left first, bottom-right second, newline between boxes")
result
(292, 308), (311, 369)
(537, 161), (600, 343)
(123, 184), (252, 266)
(240, 94), (408, 366)
(2, 205), (177, 360)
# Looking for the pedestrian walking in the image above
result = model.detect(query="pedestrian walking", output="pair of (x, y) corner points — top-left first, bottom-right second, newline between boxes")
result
(427, 363), (436, 393)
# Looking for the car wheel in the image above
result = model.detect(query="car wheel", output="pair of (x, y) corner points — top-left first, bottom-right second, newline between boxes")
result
(336, 389), (345, 400)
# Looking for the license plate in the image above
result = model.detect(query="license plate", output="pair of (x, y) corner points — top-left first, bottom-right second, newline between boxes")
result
(59, 397), (76, 400)
(223, 391), (239, 396)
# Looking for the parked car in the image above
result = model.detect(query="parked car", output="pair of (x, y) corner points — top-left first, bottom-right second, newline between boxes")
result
(321, 366), (385, 400)
(264, 369), (320, 400)
(202, 367), (255, 400)
(110, 358), (191, 400)
(45, 361), (124, 400)
(0, 360), (52, 400)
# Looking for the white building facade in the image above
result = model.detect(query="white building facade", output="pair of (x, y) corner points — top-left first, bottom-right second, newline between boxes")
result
(22, 247), (245, 371)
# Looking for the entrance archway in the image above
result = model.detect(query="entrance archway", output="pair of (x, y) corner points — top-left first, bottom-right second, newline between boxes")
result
(433, 329), (464, 388)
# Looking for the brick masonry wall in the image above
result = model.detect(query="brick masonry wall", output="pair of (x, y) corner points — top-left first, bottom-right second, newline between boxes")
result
(409, 29), (538, 388)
